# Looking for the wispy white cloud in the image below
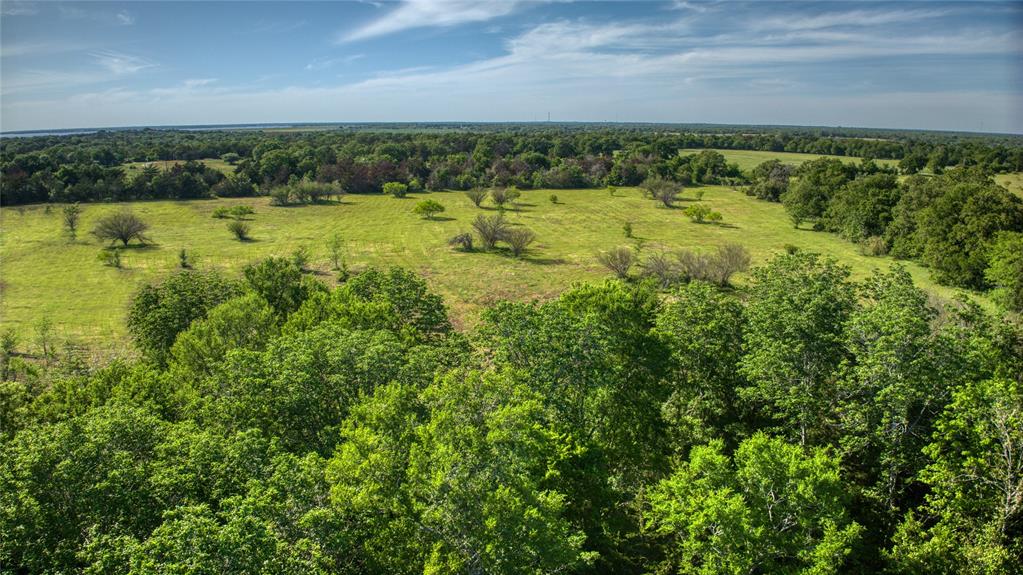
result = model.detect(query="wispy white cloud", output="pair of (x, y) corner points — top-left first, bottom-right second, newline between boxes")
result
(91, 50), (156, 75)
(752, 8), (951, 31)
(1, 1), (37, 16)
(341, 0), (529, 42)
(305, 54), (365, 71)
(59, 5), (136, 25)
(116, 11), (135, 26)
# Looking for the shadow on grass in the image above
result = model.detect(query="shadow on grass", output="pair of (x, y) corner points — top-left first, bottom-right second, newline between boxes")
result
(423, 216), (456, 222)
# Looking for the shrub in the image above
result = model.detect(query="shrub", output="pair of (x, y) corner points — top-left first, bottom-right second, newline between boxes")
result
(608, 186), (617, 197)
(623, 221), (633, 238)
(676, 250), (712, 282)
(784, 244), (800, 255)
(642, 176), (681, 208)
(229, 205), (254, 218)
(859, 236), (889, 257)
(178, 248), (192, 269)
(448, 232), (474, 252)
(92, 210), (150, 246)
(683, 204), (712, 222)
(490, 187), (510, 208)
(227, 220), (250, 241)
(62, 203), (81, 240)
(549, 194), (559, 204)
(504, 227), (535, 257)
(384, 182), (409, 198)
(641, 251), (680, 288)
(694, 189), (706, 201)
(598, 246), (636, 279)
(413, 199), (445, 220)
(472, 214), (508, 250)
(269, 186), (292, 206)
(710, 243), (751, 286)
(212, 207), (231, 219)
(326, 232), (344, 271)
(291, 246), (311, 271)
(97, 249), (122, 268)
(465, 188), (488, 207)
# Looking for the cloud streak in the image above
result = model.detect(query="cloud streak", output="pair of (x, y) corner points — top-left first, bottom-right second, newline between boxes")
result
(341, 0), (529, 42)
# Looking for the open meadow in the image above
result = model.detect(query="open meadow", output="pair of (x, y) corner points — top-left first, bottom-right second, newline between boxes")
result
(1, 184), (972, 351)
(680, 148), (899, 171)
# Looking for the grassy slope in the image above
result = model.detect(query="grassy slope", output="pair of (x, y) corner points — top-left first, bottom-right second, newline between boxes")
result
(122, 158), (236, 175)
(995, 172), (1023, 198)
(680, 148), (899, 171)
(1, 186), (972, 350)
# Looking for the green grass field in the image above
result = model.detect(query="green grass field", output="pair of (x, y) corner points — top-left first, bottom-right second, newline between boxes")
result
(1, 185), (975, 352)
(681, 148), (899, 171)
(995, 172), (1023, 198)
(122, 158), (236, 175)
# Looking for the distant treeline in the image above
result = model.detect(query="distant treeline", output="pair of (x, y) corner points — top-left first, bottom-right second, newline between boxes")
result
(3, 126), (1022, 205)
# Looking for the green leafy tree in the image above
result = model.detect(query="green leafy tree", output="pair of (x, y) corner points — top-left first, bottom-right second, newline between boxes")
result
(384, 181), (408, 198)
(985, 231), (1023, 312)
(887, 377), (1023, 574)
(739, 252), (855, 446)
(412, 199), (445, 220)
(781, 158), (851, 227)
(127, 270), (241, 364)
(647, 433), (862, 575)
(243, 257), (322, 318)
(62, 202), (82, 240)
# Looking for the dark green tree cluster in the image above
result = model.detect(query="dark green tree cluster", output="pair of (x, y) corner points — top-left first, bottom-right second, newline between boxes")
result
(2, 251), (1021, 573)
(4, 125), (1020, 205)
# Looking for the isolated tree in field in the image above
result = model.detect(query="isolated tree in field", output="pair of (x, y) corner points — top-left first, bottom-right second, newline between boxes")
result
(220, 152), (241, 165)
(598, 246), (636, 279)
(465, 187), (488, 207)
(412, 199), (445, 220)
(710, 243), (750, 286)
(642, 176), (681, 208)
(504, 227), (535, 257)
(62, 203), (81, 240)
(471, 214), (508, 250)
(683, 203), (722, 223)
(490, 187), (510, 209)
(383, 182), (408, 198)
(92, 209), (150, 246)
(227, 220), (251, 241)
(326, 232), (345, 271)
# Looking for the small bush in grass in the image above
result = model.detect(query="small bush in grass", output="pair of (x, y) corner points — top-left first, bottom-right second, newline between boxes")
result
(504, 227), (536, 258)
(641, 251), (680, 288)
(326, 232), (344, 270)
(642, 176), (681, 208)
(413, 199), (445, 220)
(228, 220), (251, 241)
(178, 249), (192, 269)
(212, 207), (231, 219)
(623, 221), (633, 238)
(549, 194), (559, 204)
(98, 249), (122, 268)
(683, 204), (722, 223)
(229, 205), (255, 218)
(448, 232), (474, 252)
(465, 188), (488, 207)
(694, 189), (706, 201)
(62, 203), (82, 240)
(711, 243), (751, 286)
(598, 246), (636, 279)
(291, 246), (311, 270)
(490, 187), (513, 209)
(784, 244), (800, 255)
(677, 250), (712, 282)
(608, 186), (617, 197)
(269, 187), (292, 206)
(92, 210), (150, 246)
(860, 236), (888, 257)
(384, 182), (409, 198)
(472, 214), (508, 250)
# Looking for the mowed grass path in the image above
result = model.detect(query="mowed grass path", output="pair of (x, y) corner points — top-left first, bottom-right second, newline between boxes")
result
(681, 148), (899, 171)
(1, 186), (970, 350)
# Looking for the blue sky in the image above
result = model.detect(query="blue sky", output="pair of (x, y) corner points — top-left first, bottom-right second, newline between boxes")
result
(1, 1), (1021, 133)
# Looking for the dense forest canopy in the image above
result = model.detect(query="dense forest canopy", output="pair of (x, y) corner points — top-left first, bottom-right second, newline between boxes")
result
(1, 254), (1021, 574)
(3, 124), (1022, 206)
